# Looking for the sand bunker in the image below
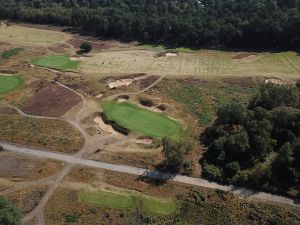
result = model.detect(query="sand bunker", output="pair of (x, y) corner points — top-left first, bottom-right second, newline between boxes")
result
(94, 116), (120, 135)
(108, 75), (148, 89)
(165, 52), (178, 57)
(264, 77), (286, 85)
(155, 51), (178, 58)
(135, 138), (153, 145)
(96, 93), (103, 98)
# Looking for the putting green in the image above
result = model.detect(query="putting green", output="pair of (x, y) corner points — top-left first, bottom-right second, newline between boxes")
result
(80, 190), (135, 209)
(31, 55), (79, 70)
(101, 101), (181, 138)
(0, 75), (24, 94)
(142, 196), (177, 215)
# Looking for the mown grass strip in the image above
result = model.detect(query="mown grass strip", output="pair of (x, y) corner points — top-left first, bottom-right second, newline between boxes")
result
(101, 101), (181, 138)
(141, 196), (178, 216)
(31, 55), (80, 70)
(1, 48), (23, 59)
(0, 75), (24, 94)
(80, 190), (135, 209)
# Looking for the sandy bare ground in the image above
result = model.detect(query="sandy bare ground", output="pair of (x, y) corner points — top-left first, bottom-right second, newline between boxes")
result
(108, 75), (149, 89)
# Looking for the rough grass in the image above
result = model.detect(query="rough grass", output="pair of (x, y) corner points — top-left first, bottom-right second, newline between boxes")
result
(0, 24), (71, 47)
(147, 78), (255, 126)
(1, 48), (23, 59)
(80, 190), (135, 209)
(31, 55), (80, 70)
(0, 113), (84, 153)
(101, 101), (181, 138)
(0, 75), (24, 94)
(139, 44), (197, 53)
(141, 196), (177, 215)
(79, 50), (300, 79)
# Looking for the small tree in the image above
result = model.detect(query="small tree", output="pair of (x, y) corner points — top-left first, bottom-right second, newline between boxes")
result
(0, 197), (22, 225)
(79, 42), (92, 53)
(162, 136), (193, 171)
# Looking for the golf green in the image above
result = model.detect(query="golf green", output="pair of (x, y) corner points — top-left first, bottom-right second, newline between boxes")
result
(31, 55), (79, 70)
(101, 101), (181, 138)
(0, 75), (24, 94)
(80, 190), (135, 209)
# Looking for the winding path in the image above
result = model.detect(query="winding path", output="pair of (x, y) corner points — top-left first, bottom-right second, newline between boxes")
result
(1, 141), (299, 208)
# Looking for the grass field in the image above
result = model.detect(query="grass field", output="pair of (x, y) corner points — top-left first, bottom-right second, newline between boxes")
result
(78, 50), (300, 79)
(80, 190), (135, 209)
(101, 101), (181, 138)
(1, 48), (23, 59)
(142, 196), (177, 215)
(0, 75), (24, 94)
(31, 55), (80, 70)
(0, 24), (71, 47)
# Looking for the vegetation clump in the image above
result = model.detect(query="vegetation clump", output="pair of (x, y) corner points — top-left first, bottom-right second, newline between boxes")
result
(0, 197), (22, 225)
(1, 48), (22, 59)
(79, 42), (92, 54)
(202, 82), (300, 197)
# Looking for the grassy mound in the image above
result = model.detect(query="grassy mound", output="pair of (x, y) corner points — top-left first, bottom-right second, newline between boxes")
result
(0, 75), (24, 94)
(1, 48), (23, 59)
(142, 196), (177, 215)
(101, 101), (181, 138)
(80, 191), (134, 209)
(31, 55), (79, 70)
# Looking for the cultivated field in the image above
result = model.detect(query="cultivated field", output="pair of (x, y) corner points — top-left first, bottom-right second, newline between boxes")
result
(0, 24), (71, 47)
(0, 75), (23, 94)
(101, 101), (181, 138)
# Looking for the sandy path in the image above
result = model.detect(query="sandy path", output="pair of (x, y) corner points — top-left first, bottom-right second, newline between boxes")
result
(1, 141), (299, 208)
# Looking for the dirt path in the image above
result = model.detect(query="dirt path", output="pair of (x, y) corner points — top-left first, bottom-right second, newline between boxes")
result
(1, 141), (299, 207)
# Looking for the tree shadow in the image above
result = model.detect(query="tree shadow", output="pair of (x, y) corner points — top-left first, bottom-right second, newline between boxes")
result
(135, 169), (176, 186)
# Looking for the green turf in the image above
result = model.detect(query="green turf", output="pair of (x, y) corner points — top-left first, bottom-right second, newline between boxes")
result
(101, 101), (181, 138)
(0, 75), (24, 94)
(142, 196), (177, 215)
(80, 190), (135, 209)
(31, 55), (80, 70)
(1, 48), (23, 59)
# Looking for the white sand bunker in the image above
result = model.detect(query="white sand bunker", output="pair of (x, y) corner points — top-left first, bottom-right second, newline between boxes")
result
(135, 138), (153, 145)
(94, 116), (119, 135)
(96, 93), (103, 98)
(165, 52), (178, 57)
(108, 75), (148, 89)
(264, 77), (286, 85)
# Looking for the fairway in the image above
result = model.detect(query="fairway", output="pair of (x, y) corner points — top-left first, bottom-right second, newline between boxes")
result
(0, 75), (24, 94)
(31, 55), (80, 70)
(80, 190), (135, 209)
(142, 196), (177, 215)
(101, 101), (181, 138)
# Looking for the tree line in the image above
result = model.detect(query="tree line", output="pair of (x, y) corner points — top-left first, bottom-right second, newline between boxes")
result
(0, 0), (299, 49)
(202, 82), (300, 197)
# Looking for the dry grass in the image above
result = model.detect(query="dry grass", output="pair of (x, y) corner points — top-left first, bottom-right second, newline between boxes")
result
(0, 24), (71, 47)
(78, 50), (300, 79)
(0, 113), (84, 153)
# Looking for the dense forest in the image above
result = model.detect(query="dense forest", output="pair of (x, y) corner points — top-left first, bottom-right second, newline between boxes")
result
(202, 83), (300, 197)
(0, 0), (300, 48)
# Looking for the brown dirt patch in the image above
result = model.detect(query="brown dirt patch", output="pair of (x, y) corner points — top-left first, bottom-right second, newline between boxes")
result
(0, 152), (62, 181)
(232, 52), (256, 59)
(139, 75), (160, 89)
(222, 77), (257, 88)
(20, 80), (81, 117)
(181, 77), (210, 86)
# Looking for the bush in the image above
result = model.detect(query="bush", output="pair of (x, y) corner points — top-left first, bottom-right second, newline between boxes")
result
(0, 197), (22, 225)
(162, 136), (193, 171)
(79, 42), (92, 53)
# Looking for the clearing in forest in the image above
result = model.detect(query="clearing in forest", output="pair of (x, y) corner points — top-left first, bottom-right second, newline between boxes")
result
(31, 55), (80, 70)
(0, 75), (23, 94)
(101, 101), (181, 138)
